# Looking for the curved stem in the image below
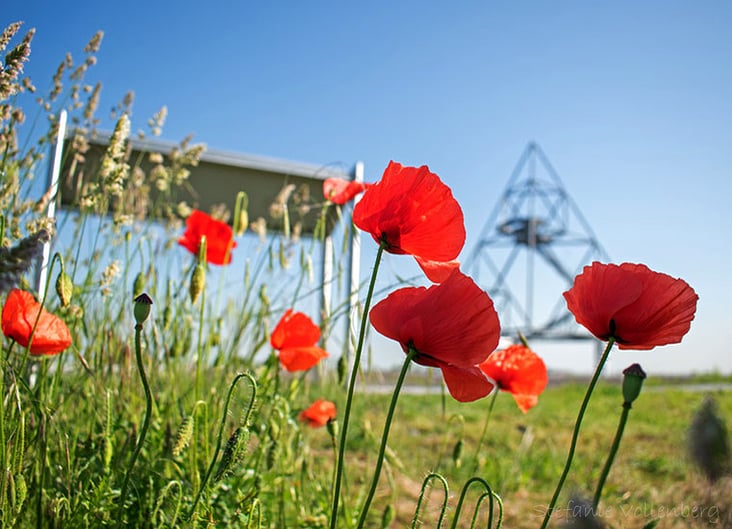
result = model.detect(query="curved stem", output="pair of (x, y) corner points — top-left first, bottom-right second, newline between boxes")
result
(471, 389), (499, 475)
(356, 348), (416, 528)
(190, 372), (257, 517)
(592, 401), (631, 510)
(329, 243), (385, 529)
(118, 323), (154, 521)
(539, 338), (615, 529)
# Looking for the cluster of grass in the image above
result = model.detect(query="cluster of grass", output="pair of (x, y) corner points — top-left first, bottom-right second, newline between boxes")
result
(1, 21), (731, 529)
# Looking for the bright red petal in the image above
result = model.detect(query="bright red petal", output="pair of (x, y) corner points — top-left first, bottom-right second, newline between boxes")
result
(178, 210), (236, 265)
(279, 346), (329, 372)
(270, 310), (321, 350)
(370, 271), (500, 367)
(512, 394), (539, 413)
(414, 257), (461, 283)
(2, 289), (72, 355)
(323, 178), (369, 205)
(440, 364), (495, 403)
(299, 398), (337, 427)
(564, 262), (698, 350)
(612, 264), (698, 349)
(353, 161), (465, 261)
(479, 345), (548, 412)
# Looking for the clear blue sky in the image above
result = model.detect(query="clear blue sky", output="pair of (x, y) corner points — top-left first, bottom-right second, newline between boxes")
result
(6, 2), (732, 375)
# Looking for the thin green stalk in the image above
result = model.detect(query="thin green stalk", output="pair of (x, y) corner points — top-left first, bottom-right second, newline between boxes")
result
(471, 389), (499, 475)
(539, 338), (615, 529)
(356, 348), (416, 528)
(329, 243), (386, 529)
(118, 322), (154, 521)
(195, 284), (206, 402)
(593, 401), (631, 509)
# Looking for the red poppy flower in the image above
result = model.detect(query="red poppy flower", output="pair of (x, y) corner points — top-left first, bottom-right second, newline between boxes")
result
(479, 344), (548, 413)
(369, 271), (500, 402)
(271, 309), (329, 372)
(299, 398), (337, 427)
(323, 177), (370, 205)
(178, 209), (237, 265)
(352, 161), (465, 262)
(2, 289), (72, 356)
(563, 262), (698, 350)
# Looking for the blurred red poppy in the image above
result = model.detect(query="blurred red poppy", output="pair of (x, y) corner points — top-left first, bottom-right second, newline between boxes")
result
(2, 289), (72, 356)
(352, 161), (465, 262)
(178, 209), (237, 265)
(323, 177), (370, 205)
(563, 262), (698, 350)
(299, 398), (337, 427)
(271, 309), (329, 372)
(480, 344), (548, 413)
(369, 271), (500, 402)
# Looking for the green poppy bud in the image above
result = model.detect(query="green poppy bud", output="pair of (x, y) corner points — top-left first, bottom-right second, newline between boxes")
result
(622, 363), (647, 405)
(133, 293), (153, 324)
(56, 272), (73, 307)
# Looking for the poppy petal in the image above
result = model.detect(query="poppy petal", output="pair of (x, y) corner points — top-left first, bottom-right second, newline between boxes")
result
(353, 161), (465, 262)
(564, 262), (698, 350)
(299, 398), (337, 427)
(279, 346), (329, 372)
(440, 364), (495, 403)
(270, 309), (322, 350)
(178, 209), (236, 265)
(414, 256), (461, 283)
(370, 271), (500, 368)
(323, 178), (369, 205)
(479, 345), (548, 412)
(2, 289), (72, 355)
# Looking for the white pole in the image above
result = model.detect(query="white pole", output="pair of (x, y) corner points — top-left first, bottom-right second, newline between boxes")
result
(36, 109), (67, 295)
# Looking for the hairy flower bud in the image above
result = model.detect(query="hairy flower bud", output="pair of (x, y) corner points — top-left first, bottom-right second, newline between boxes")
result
(55, 271), (73, 307)
(189, 264), (205, 304)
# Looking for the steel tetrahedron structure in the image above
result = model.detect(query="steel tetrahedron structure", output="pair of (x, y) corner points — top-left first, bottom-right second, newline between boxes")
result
(465, 142), (610, 341)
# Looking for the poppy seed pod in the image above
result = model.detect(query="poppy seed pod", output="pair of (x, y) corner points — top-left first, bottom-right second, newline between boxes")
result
(133, 293), (153, 324)
(621, 363), (647, 405)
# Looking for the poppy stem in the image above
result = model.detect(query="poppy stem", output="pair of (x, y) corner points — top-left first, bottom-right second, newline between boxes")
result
(471, 388), (499, 475)
(539, 337), (615, 529)
(356, 348), (416, 528)
(592, 401), (631, 510)
(329, 243), (385, 529)
(189, 372), (257, 518)
(118, 322), (154, 522)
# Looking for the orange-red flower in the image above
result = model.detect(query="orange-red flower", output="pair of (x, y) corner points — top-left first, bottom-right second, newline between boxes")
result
(323, 177), (370, 205)
(271, 309), (329, 372)
(299, 398), (337, 427)
(2, 289), (72, 356)
(352, 161), (465, 262)
(369, 271), (500, 402)
(178, 209), (236, 265)
(563, 262), (698, 350)
(479, 344), (548, 413)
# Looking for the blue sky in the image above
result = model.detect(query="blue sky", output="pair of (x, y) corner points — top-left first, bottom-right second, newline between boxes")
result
(6, 2), (732, 375)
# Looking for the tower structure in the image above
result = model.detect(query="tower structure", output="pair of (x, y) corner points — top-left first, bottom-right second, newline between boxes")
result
(465, 142), (610, 341)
